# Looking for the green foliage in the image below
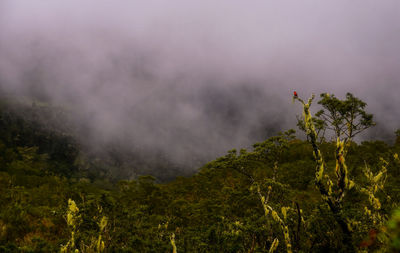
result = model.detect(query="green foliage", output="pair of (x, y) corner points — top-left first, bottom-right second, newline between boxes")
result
(387, 208), (400, 250)
(297, 93), (375, 143)
(294, 93), (393, 252)
(0, 93), (398, 252)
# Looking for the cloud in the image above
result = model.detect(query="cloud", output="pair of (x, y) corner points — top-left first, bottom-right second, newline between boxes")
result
(1, 1), (400, 175)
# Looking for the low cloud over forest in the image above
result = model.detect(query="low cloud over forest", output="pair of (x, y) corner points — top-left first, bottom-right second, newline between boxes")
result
(1, 1), (400, 174)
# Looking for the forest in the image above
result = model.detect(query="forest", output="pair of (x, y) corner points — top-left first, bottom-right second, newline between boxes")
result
(0, 92), (399, 253)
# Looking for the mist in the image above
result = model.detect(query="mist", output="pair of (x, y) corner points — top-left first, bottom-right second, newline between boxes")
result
(1, 1), (400, 175)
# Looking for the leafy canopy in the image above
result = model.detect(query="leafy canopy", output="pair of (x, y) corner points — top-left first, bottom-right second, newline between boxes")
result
(298, 93), (375, 143)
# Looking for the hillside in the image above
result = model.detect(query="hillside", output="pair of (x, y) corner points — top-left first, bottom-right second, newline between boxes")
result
(0, 94), (399, 252)
(0, 97), (195, 182)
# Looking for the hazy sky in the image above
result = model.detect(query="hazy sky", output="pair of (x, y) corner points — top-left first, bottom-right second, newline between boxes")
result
(1, 1), (400, 169)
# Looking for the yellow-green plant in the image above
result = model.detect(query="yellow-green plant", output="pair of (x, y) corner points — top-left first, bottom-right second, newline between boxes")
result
(360, 159), (388, 227)
(259, 187), (292, 253)
(295, 94), (354, 250)
(170, 232), (177, 253)
(60, 200), (108, 253)
(254, 164), (293, 253)
(61, 199), (81, 253)
(268, 238), (279, 253)
(81, 205), (108, 253)
(95, 214), (107, 252)
(158, 220), (178, 253)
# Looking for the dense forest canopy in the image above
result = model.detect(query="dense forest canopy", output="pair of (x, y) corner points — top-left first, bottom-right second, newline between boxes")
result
(0, 92), (399, 252)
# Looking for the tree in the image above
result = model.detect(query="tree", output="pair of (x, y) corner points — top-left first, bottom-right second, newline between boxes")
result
(294, 93), (379, 252)
(395, 129), (400, 146)
(222, 130), (298, 252)
(298, 93), (375, 148)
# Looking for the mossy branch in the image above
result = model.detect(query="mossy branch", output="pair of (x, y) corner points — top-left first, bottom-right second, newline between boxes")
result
(255, 182), (292, 253)
(295, 94), (354, 252)
(170, 233), (177, 253)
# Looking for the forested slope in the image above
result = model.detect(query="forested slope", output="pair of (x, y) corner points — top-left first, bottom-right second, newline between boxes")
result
(0, 94), (399, 252)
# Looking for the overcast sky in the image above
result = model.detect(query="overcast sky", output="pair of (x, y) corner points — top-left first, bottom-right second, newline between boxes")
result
(1, 1), (400, 168)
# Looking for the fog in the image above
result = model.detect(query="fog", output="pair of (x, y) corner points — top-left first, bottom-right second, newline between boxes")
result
(1, 1), (400, 175)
